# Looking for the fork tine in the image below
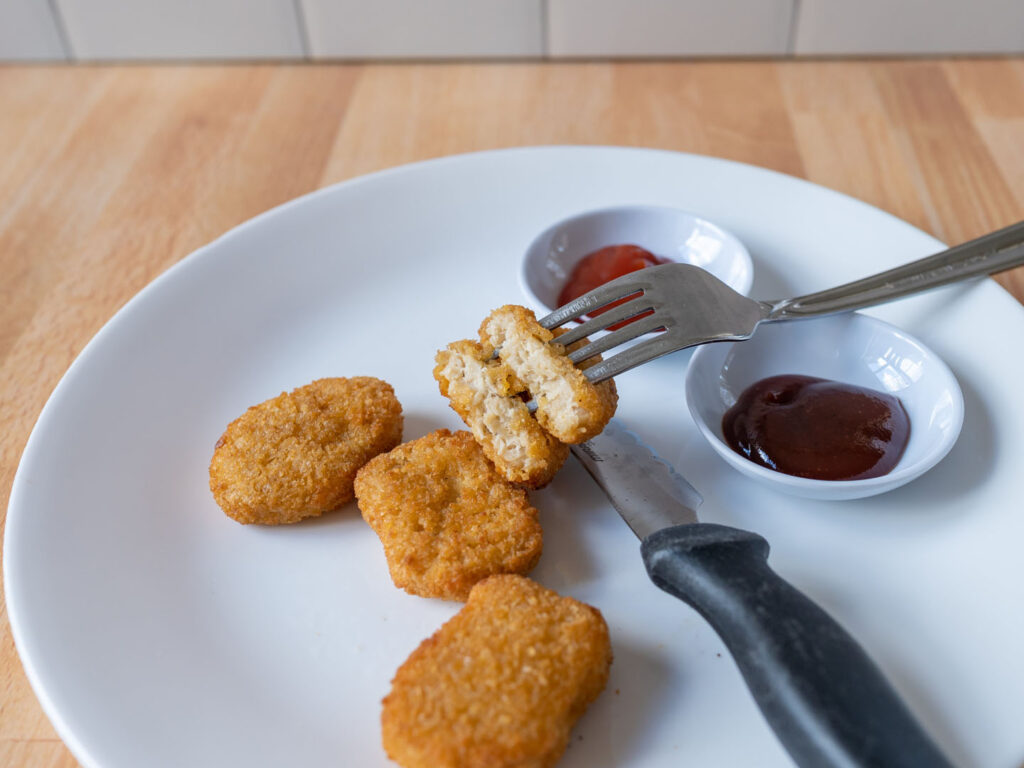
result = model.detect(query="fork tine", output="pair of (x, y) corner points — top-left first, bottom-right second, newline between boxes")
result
(567, 314), (667, 364)
(581, 332), (693, 384)
(551, 297), (653, 348)
(539, 275), (650, 330)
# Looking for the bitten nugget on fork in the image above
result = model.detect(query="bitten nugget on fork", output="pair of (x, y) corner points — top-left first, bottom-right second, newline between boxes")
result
(480, 305), (617, 444)
(434, 305), (617, 487)
(381, 575), (612, 768)
(434, 339), (568, 488)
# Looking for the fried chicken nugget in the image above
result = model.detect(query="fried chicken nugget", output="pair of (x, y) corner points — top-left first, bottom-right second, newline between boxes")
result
(382, 575), (612, 768)
(354, 430), (543, 601)
(209, 377), (402, 525)
(433, 340), (568, 488)
(480, 305), (617, 444)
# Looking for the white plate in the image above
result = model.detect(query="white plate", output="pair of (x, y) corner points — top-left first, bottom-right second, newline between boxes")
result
(5, 147), (1024, 768)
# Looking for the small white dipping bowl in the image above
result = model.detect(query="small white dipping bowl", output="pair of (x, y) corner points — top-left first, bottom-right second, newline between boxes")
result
(520, 205), (753, 313)
(685, 312), (964, 500)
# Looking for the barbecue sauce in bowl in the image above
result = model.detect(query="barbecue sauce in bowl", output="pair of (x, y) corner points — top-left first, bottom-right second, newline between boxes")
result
(722, 374), (910, 481)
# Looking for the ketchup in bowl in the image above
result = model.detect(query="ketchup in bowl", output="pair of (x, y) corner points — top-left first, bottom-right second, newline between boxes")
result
(558, 244), (671, 330)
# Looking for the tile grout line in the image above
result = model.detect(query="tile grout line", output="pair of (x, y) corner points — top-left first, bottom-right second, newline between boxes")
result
(292, 0), (313, 60)
(46, 0), (75, 62)
(786, 0), (803, 57)
(540, 0), (550, 60)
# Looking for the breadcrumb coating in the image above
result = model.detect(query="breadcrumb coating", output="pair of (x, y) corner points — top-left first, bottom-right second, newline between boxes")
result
(209, 377), (403, 525)
(354, 430), (543, 601)
(480, 305), (617, 443)
(381, 575), (612, 768)
(434, 340), (567, 488)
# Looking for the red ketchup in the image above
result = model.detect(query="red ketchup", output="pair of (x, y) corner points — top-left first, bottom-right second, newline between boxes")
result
(722, 374), (910, 481)
(558, 244), (671, 330)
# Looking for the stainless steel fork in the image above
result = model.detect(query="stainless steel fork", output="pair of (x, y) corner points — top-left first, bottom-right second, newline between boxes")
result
(541, 219), (1024, 384)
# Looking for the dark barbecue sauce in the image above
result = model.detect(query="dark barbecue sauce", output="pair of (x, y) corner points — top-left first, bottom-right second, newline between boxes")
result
(722, 374), (910, 481)
(558, 244), (671, 331)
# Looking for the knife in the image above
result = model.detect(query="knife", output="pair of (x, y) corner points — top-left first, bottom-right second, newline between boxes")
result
(571, 420), (954, 768)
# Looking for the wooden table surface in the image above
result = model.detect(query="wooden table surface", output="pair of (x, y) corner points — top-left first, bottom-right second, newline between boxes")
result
(2, 59), (1023, 767)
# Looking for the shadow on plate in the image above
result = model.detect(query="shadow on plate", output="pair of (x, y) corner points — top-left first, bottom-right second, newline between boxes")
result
(855, 367), (995, 518)
(746, 250), (791, 300)
(765, 566), (969, 765)
(562, 639), (676, 768)
(881, 661), (974, 768)
(250, 500), (365, 532)
(399, 410), (451, 442)
(528, 466), (600, 591)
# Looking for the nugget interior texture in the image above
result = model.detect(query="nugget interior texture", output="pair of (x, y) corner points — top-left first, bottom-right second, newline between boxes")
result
(209, 377), (403, 525)
(382, 575), (612, 768)
(355, 430), (543, 601)
(480, 305), (617, 443)
(434, 340), (567, 488)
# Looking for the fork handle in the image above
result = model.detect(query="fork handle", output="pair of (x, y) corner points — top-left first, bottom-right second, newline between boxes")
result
(642, 524), (955, 768)
(765, 219), (1024, 320)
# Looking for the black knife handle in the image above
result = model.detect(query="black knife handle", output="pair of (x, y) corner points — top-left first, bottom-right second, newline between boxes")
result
(641, 523), (954, 768)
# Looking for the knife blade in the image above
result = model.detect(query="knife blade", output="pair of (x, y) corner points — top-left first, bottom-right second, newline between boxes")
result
(570, 420), (953, 768)
(571, 420), (701, 538)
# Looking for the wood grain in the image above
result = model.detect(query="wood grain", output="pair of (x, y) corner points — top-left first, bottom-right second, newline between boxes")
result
(1, 59), (1023, 768)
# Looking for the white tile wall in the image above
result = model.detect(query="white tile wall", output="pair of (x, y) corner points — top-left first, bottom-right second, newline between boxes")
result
(547, 0), (795, 57)
(794, 0), (1024, 55)
(55, 0), (305, 60)
(0, 0), (67, 60)
(3, 0), (1024, 61)
(301, 0), (543, 58)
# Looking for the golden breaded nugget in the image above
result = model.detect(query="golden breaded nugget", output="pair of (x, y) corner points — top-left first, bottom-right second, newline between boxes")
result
(355, 430), (543, 601)
(382, 575), (612, 768)
(480, 305), (617, 443)
(209, 377), (402, 525)
(434, 340), (567, 488)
